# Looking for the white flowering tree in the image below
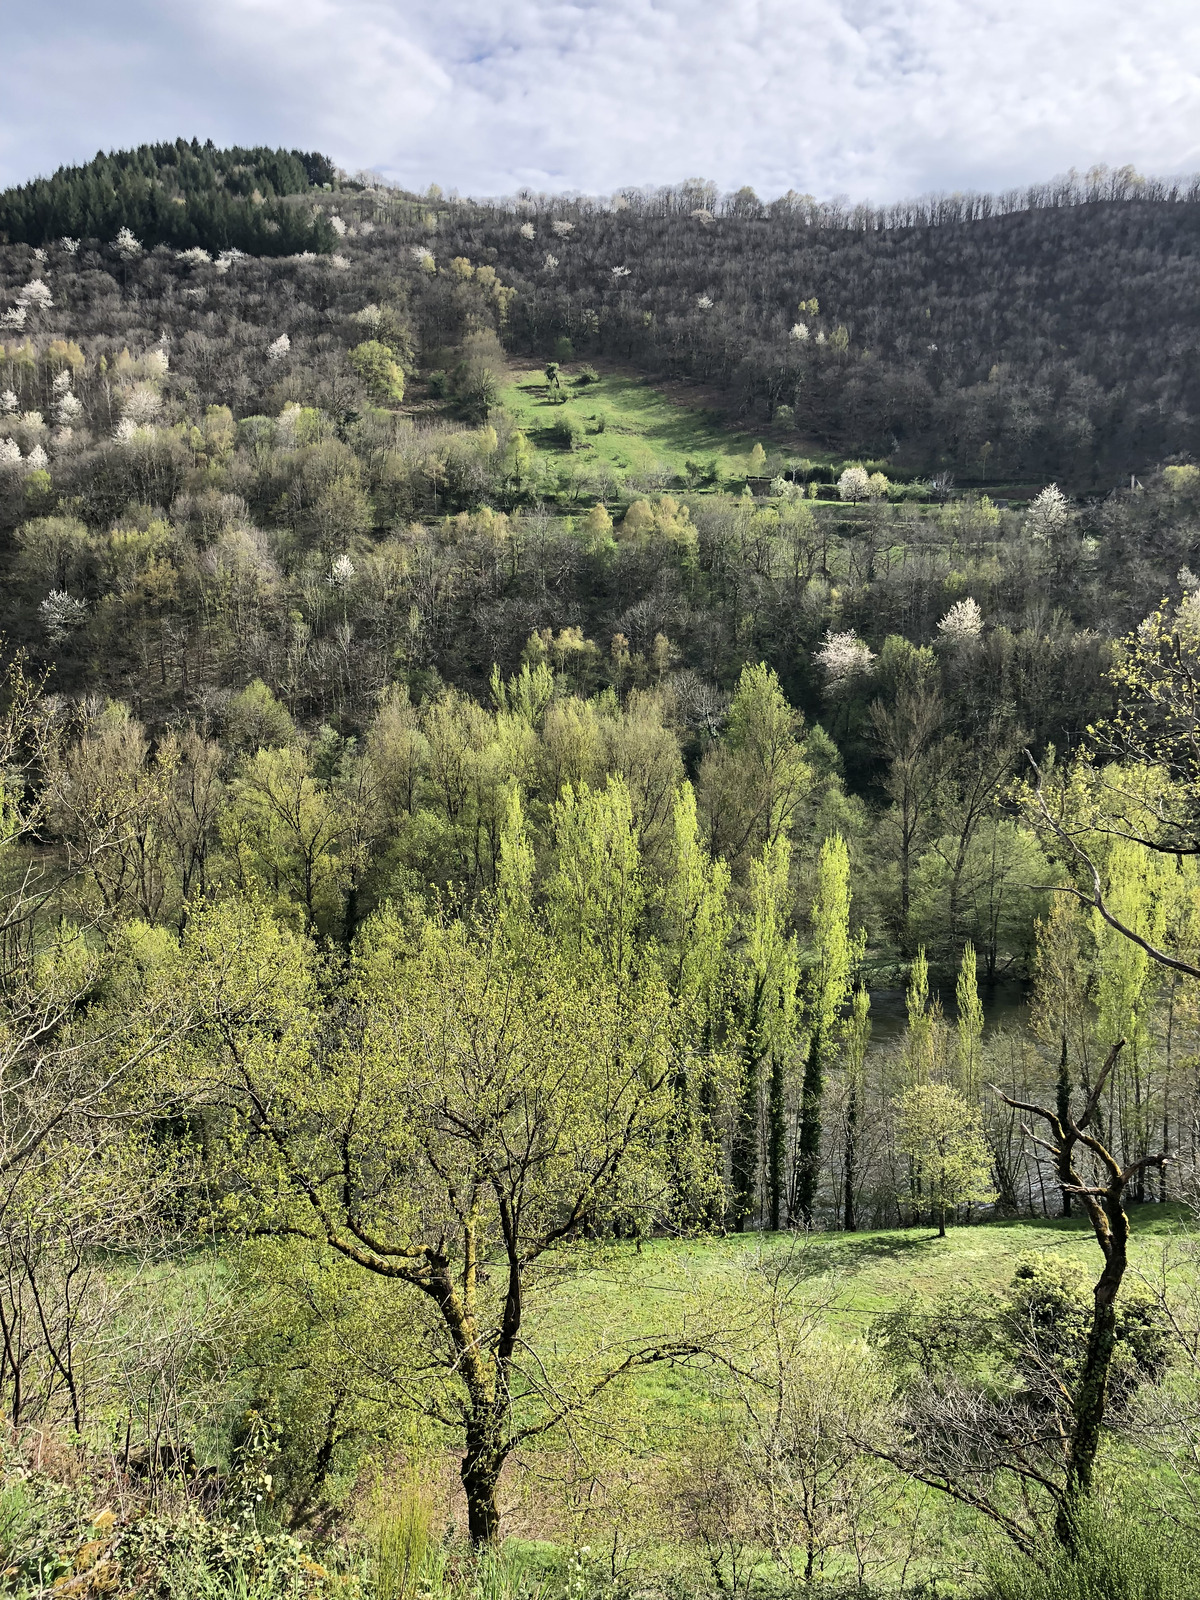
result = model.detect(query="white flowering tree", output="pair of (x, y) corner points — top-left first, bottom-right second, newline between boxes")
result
(329, 216), (347, 237)
(0, 439), (21, 469)
(114, 227), (141, 260)
(17, 281), (53, 313)
(267, 334), (291, 362)
(1, 307), (26, 330)
(55, 392), (82, 427)
(328, 554), (356, 590)
(1026, 484), (1071, 540)
(519, 222), (535, 241)
(790, 322), (810, 341)
(551, 219), (574, 238)
(837, 466), (872, 502)
(815, 629), (876, 689)
(937, 597), (984, 644)
(1, 390), (17, 414)
(39, 591), (89, 643)
(25, 444), (48, 472)
(120, 384), (162, 426)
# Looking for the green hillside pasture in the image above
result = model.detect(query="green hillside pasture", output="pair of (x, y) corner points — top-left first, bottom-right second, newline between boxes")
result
(497, 366), (770, 491)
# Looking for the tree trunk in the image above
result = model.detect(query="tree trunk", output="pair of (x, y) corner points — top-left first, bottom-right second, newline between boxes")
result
(843, 1084), (858, 1232)
(1059, 1249), (1123, 1541)
(1055, 1035), (1072, 1217)
(461, 1424), (505, 1545)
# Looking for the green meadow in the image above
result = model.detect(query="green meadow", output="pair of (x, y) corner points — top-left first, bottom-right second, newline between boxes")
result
(498, 364), (779, 487)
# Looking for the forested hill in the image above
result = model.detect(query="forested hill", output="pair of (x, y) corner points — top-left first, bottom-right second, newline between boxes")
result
(3, 148), (1200, 477)
(435, 174), (1200, 482)
(0, 139), (336, 256)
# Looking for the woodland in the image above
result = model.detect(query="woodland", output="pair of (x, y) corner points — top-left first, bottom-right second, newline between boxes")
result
(1, 141), (1200, 1599)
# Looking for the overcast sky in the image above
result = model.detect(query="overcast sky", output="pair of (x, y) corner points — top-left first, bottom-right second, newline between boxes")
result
(3, 0), (1200, 201)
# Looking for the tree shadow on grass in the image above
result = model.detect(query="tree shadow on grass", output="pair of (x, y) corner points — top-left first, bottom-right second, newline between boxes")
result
(773, 1203), (1193, 1284)
(777, 1230), (946, 1283)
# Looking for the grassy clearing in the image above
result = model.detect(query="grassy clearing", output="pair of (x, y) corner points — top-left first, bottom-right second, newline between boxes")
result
(497, 364), (780, 488)
(539, 1208), (1192, 1422)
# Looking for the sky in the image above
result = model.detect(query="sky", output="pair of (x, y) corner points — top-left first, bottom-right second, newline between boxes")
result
(3, 0), (1200, 202)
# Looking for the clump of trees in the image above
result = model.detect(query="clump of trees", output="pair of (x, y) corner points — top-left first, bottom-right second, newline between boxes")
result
(0, 139), (336, 255)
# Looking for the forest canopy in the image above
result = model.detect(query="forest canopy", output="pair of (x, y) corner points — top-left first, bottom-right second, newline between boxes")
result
(0, 138), (337, 256)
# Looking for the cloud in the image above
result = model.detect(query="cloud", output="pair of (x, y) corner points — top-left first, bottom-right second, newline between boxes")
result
(4, 0), (1200, 200)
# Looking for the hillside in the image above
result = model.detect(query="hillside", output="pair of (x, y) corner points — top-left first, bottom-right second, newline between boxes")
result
(4, 150), (1200, 483)
(4, 144), (1200, 1598)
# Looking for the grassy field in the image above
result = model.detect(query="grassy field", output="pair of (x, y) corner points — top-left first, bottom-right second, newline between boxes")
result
(497, 364), (779, 488)
(539, 1207), (1192, 1423)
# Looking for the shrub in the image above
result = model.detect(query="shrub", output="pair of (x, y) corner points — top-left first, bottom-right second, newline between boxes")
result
(983, 1502), (1198, 1600)
(550, 412), (583, 450)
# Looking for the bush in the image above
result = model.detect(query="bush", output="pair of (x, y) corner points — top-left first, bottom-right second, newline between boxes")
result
(453, 365), (500, 423)
(550, 413), (583, 450)
(574, 365), (600, 386)
(983, 1503), (1199, 1600)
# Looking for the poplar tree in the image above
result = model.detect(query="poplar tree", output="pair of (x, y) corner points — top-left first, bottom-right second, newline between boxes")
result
(1092, 839), (1165, 1195)
(1031, 896), (1093, 1216)
(732, 837), (797, 1231)
(794, 834), (859, 1225)
(842, 983), (871, 1231)
(955, 942), (985, 1104)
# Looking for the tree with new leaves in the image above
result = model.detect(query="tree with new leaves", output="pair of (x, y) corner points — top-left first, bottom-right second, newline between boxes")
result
(175, 865), (712, 1545)
(794, 835), (861, 1225)
(1031, 896), (1093, 1217)
(697, 663), (810, 874)
(1026, 591), (1200, 981)
(895, 1082), (995, 1237)
(841, 983), (870, 1231)
(657, 784), (735, 1221)
(955, 942), (984, 1104)
(733, 837), (798, 1231)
